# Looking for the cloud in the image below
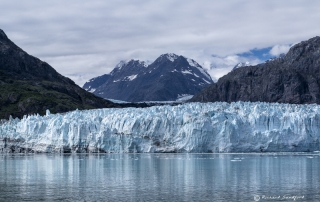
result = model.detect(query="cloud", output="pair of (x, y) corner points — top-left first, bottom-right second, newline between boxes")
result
(206, 55), (262, 82)
(269, 44), (292, 56)
(1, 0), (320, 86)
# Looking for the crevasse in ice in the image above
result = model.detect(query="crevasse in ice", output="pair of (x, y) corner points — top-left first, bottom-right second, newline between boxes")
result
(1, 102), (320, 153)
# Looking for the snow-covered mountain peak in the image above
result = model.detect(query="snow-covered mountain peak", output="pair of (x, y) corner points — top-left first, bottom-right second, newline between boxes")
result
(111, 60), (129, 74)
(139, 60), (149, 67)
(84, 53), (213, 102)
(161, 53), (179, 62)
(115, 60), (127, 70)
(110, 59), (146, 76)
(118, 59), (148, 67)
(232, 62), (250, 71)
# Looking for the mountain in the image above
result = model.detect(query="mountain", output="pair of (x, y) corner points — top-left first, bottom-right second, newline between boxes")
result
(83, 53), (213, 102)
(191, 36), (320, 104)
(83, 74), (111, 93)
(0, 29), (119, 120)
(2, 102), (320, 153)
(232, 61), (250, 71)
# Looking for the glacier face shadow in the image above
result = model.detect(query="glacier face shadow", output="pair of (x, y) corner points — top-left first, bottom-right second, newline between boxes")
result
(1, 102), (320, 153)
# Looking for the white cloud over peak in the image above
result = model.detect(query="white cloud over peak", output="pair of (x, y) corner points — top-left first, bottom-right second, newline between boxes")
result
(269, 44), (292, 56)
(207, 55), (262, 82)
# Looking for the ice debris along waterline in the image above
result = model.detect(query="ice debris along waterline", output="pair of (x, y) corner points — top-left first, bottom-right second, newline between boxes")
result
(1, 102), (320, 153)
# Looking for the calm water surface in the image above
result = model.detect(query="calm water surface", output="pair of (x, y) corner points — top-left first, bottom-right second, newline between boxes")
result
(0, 153), (320, 201)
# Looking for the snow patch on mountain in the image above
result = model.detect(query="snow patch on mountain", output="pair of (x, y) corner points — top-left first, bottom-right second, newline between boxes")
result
(89, 88), (96, 93)
(186, 58), (212, 80)
(107, 99), (130, 104)
(196, 67), (211, 80)
(126, 74), (138, 81)
(202, 79), (211, 84)
(177, 94), (193, 100)
(181, 70), (193, 75)
(186, 58), (200, 68)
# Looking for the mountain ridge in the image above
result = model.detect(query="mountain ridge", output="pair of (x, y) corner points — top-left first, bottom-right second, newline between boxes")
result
(0, 29), (119, 119)
(83, 53), (213, 102)
(190, 36), (320, 104)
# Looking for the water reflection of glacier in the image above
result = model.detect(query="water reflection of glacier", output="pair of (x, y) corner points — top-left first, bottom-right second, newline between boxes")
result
(0, 154), (319, 201)
(1, 102), (320, 153)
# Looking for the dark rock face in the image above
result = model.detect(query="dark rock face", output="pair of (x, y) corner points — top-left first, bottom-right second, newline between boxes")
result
(191, 36), (320, 104)
(83, 74), (111, 93)
(84, 53), (213, 102)
(0, 29), (119, 119)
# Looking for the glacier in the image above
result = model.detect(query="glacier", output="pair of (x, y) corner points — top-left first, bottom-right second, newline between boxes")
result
(1, 102), (320, 153)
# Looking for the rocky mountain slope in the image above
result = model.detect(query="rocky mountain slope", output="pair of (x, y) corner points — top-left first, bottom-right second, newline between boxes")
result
(0, 29), (118, 119)
(191, 36), (320, 104)
(83, 53), (213, 102)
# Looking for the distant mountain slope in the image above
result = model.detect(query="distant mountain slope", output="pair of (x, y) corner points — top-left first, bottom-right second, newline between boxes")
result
(83, 53), (213, 102)
(83, 74), (111, 93)
(0, 29), (118, 119)
(232, 62), (250, 71)
(191, 36), (320, 104)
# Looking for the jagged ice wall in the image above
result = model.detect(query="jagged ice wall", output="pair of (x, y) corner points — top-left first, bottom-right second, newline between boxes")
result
(1, 102), (320, 153)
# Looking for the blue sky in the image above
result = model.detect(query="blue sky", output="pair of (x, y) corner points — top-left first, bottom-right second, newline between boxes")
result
(0, 0), (319, 85)
(238, 47), (273, 62)
(238, 44), (295, 62)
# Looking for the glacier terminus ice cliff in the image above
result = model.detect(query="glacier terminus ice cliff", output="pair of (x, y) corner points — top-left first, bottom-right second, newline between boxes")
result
(1, 102), (320, 153)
